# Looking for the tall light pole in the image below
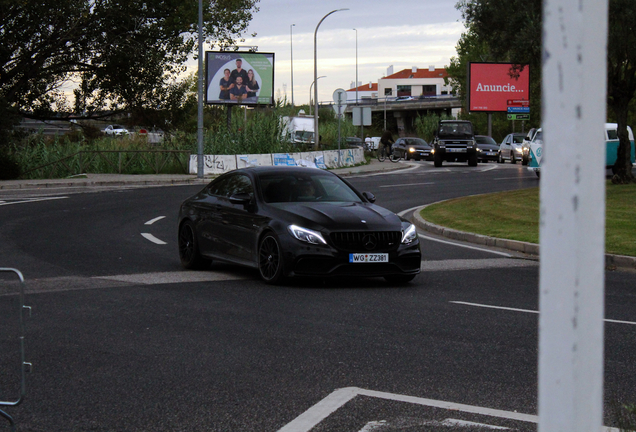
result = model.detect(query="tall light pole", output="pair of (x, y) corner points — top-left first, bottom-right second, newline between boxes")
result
(196, 0), (204, 179)
(314, 8), (348, 149)
(309, 76), (326, 116)
(353, 28), (358, 107)
(290, 24), (295, 107)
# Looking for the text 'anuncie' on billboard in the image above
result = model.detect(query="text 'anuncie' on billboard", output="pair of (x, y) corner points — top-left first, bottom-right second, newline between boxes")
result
(206, 52), (275, 106)
(469, 63), (530, 112)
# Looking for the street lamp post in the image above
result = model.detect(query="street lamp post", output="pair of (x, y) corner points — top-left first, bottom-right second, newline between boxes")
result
(309, 76), (326, 116)
(314, 8), (348, 149)
(353, 28), (360, 139)
(290, 24), (295, 107)
(196, 0), (204, 179)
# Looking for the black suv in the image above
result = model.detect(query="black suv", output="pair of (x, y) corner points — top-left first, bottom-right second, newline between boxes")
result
(432, 120), (478, 167)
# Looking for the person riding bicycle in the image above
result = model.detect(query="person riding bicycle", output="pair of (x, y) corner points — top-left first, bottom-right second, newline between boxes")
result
(380, 130), (395, 156)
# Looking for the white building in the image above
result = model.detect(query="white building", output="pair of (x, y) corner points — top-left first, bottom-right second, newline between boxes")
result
(346, 82), (378, 103)
(379, 65), (451, 99)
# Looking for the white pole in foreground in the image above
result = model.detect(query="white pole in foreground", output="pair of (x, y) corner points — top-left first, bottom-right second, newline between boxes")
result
(539, 0), (608, 431)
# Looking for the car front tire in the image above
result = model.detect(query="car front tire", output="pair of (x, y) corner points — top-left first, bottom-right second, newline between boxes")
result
(178, 221), (210, 269)
(434, 152), (443, 167)
(258, 233), (285, 284)
(498, 152), (503, 163)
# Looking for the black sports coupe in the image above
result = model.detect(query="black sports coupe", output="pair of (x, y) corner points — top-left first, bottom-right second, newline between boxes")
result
(178, 166), (421, 284)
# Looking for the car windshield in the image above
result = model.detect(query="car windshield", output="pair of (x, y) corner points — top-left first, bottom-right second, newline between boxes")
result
(405, 138), (427, 146)
(260, 172), (362, 203)
(534, 130), (543, 142)
(512, 134), (525, 143)
(438, 122), (473, 138)
(294, 131), (314, 142)
(476, 136), (497, 145)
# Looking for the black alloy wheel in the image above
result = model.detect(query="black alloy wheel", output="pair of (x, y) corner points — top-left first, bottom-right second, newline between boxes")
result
(259, 233), (285, 284)
(178, 221), (209, 269)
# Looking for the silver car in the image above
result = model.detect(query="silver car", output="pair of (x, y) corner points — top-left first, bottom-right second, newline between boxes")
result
(498, 132), (526, 164)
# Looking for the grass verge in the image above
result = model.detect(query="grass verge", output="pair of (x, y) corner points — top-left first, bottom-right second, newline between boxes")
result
(419, 182), (636, 257)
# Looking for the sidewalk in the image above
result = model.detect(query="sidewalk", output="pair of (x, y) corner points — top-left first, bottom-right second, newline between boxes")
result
(0, 158), (408, 191)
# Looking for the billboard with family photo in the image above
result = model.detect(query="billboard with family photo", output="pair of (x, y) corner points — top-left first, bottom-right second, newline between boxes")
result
(205, 52), (275, 106)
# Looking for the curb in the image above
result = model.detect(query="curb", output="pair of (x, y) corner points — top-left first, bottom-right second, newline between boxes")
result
(0, 177), (210, 190)
(411, 204), (636, 271)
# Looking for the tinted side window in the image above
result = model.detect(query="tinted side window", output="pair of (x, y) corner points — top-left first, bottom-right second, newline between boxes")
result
(208, 174), (253, 197)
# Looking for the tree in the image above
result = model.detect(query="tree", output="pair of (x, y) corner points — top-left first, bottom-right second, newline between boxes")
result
(453, 0), (636, 183)
(0, 0), (259, 138)
(607, 0), (636, 183)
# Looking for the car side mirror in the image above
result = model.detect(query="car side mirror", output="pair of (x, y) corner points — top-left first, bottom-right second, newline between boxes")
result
(229, 192), (253, 206)
(362, 191), (376, 203)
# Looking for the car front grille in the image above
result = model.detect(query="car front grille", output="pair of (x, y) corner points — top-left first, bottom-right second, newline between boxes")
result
(330, 231), (402, 252)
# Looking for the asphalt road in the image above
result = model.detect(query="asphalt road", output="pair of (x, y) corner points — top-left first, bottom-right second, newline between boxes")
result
(1, 161), (635, 432)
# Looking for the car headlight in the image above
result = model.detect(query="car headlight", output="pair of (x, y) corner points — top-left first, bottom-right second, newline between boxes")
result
(401, 224), (417, 244)
(515, 147), (523, 152)
(288, 225), (327, 245)
(477, 148), (482, 152)
(409, 147), (416, 153)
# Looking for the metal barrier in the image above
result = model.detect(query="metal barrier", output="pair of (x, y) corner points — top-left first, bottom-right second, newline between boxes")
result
(0, 268), (32, 430)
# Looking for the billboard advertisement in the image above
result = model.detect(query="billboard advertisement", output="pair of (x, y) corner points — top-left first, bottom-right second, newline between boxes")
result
(469, 63), (530, 112)
(205, 52), (275, 105)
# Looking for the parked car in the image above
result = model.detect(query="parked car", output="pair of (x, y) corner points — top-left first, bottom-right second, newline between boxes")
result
(475, 135), (499, 163)
(178, 166), (421, 284)
(521, 128), (538, 165)
(498, 132), (526, 164)
(392, 137), (433, 161)
(103, 124), (129, 136)
(605, 123), (635, 172)
(395, 96), (415, 102)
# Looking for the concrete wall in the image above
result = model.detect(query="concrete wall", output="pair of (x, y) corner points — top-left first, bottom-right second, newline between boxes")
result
(189, 148), (365, 176)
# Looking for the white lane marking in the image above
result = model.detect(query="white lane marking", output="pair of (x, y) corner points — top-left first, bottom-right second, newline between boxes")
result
(478, 164), (498, 172)
(0, 196), (68, 206)
(278, 387), (623, 432)
(450, 301), (636, 326)
(494, 176), (537, 180)
(141, 233), (167, 245)
(379, 182), (435, 188)
(277, 387), (538, 432)
(145, 216), (166, 225)
(418, 233), (513, 257)
(358, 418), (510, 431)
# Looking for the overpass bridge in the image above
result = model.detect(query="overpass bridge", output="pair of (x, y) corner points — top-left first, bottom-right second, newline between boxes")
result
(324, 96), (464, 135)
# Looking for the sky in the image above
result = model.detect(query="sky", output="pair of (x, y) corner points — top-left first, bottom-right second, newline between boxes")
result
(192, 0), (466, 105)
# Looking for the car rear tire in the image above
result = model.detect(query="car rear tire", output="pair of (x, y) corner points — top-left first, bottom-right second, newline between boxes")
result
(497, 152), (503, 163)
(258, 233), (285, 284)
(384, 274), (416, 284)
(178, 221), (210, 270)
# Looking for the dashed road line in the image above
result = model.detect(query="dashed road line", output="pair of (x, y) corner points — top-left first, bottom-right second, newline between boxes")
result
(0, 196), (68, 206)
(379, 182), (435, 188)
(141, 233), (167, 245)
(145, 216), (166, 225)
(450, 301), (636, 326)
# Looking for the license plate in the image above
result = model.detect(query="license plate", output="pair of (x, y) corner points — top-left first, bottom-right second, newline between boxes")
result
(349, 253), (388, 263)
(487, 152), (495, 155)
(448, 148), (466, 153)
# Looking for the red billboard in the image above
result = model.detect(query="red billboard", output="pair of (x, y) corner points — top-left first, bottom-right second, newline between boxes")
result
(469, 63), (530, 112)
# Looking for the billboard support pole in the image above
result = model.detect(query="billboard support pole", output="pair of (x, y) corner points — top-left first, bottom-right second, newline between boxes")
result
(227, 105), (232, 131)
(487, 113), (492, 137)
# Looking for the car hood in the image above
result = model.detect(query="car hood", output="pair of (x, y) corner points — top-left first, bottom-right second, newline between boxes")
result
(270, 201), (404, 232)
(478, 144), (499, 150)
